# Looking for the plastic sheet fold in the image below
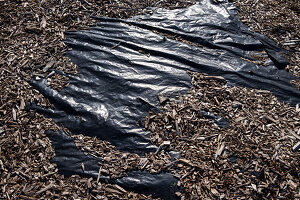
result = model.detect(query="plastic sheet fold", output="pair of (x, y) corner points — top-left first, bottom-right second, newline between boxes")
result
(29, 0), (300, 198)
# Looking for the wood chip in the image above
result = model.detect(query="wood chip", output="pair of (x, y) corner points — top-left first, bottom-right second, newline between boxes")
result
(36, 184), (55, 194)
(215, 142), (225, 158)
(43, 60), (55, 72)
(97, 166), (102, 183)
(12, 108), (17, 121)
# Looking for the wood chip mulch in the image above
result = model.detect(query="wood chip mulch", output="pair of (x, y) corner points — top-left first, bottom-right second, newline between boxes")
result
(0, 0), (194, 199)
(145, 71), (300, 199)
(1, 0), (299, 199)
(233, 0), (300, 88)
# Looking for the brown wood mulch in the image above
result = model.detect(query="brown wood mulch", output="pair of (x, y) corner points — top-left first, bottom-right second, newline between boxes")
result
(0, 0), (299, 199)
(233, 0), (300, 88)
(145, 71), (300, 199)
(0, 0), (194, 199)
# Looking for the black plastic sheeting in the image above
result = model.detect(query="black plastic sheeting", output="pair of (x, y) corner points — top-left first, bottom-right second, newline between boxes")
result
(44, 130), (178, 199)
(28, 0), (300, 199)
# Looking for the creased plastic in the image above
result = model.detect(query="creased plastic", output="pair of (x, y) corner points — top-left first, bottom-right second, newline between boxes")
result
(28, 0), (300, 199)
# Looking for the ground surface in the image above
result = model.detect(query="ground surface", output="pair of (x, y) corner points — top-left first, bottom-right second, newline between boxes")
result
(234, 0), (300, 88)
(0, 0), (299, 199)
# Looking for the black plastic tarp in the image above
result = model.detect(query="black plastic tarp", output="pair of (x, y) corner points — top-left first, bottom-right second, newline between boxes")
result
(28, 0), (300, 199)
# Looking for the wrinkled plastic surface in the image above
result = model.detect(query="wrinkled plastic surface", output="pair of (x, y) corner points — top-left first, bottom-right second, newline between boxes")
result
(29, 0), (300, 199)
(45, 130), (177, 199)
(45, 130), (103, 178)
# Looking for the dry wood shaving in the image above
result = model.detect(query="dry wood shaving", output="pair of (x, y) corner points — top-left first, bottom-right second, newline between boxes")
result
(72, 134), (172, 178)
(0, 0), (194, 199)
(1, 0), (300, 199)
(145, 71), (300, 199)
(233, 0), (300, 88)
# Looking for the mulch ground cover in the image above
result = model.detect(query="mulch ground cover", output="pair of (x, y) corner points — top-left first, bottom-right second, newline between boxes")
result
(0, 0), (299, 199)
(233, 0), (300, 88)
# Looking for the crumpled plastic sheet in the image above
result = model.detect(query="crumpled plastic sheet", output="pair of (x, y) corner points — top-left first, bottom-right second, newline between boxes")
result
(28, 0), (300, 199)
